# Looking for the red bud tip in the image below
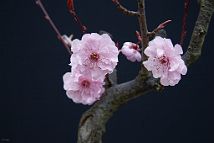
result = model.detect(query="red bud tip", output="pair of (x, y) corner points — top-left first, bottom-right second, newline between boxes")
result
(157, 20), (172, 29)
(67, 0), (75, 11)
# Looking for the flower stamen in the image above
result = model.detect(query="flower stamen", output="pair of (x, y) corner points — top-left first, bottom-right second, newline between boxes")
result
(159, 56), (169, 65)
(81, 80), (90, 88)
(90, 52), (100, 62)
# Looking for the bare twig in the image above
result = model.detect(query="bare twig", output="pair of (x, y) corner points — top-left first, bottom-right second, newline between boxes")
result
(68, 10), (87, 33)
(137, 0), (150, 78)
(67, 0), (87, 33)
(148, 20), (172, 38)
(137, 0), (149, 53)
(180, 0), (190, 45)
(36, 0), (72, 54)
(112, 0), (140, 16)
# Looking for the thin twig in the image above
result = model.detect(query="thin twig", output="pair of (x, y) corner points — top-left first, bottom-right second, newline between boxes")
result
(137, 0), (150, 78)
(36, 0), (72, 54)
(137, 0), (149, 51)
(148, 20), (172, 38)
(180, 0), (190, 45)
(67, 0), (87, 33)
(112, 0), (139, 16)
(68, 10), (87, 33)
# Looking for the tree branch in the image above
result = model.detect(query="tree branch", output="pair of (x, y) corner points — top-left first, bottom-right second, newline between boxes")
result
(137, 0), (150, 78)
(77, 76), (157, 143)
(36, 0), (72, 54)
(77, 0), (214, 143)
(77, 1), (155, 143)
(137, 0), (149, 51)
(112, 0), (140, 16)
(67, 0), (87, 33)
(183, 0), (214, 66)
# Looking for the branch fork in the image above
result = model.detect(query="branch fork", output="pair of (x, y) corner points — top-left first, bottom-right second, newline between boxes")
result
(112, 0), (140, 16)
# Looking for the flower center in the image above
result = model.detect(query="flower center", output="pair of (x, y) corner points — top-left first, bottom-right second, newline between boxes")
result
(131, 44), (140, 51)
(81, 80), (90, 88)
(90, 52), (100, 62)
(159, 56), (169, 65)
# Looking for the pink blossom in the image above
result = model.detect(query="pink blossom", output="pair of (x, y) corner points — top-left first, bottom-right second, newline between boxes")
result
(143, 36), (187, 86)
(63, 33), (119, 105)
(70, 33), (119, 73)
(63, 68), (105, 105)
(121, 42), (142, 62)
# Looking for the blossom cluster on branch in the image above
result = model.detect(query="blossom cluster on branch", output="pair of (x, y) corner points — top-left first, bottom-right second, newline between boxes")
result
(143, 36), (187, 86)
(36, 0), (188, 105)
(63, 33), (119, 105)
(63, 33), (187, 104)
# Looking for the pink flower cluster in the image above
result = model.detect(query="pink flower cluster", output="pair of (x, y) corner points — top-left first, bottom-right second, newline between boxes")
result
(63, 33), (119, 105)
(143, 36), (187, 86)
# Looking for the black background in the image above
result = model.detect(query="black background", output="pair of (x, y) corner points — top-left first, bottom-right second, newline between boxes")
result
(1, 0), (214, 143)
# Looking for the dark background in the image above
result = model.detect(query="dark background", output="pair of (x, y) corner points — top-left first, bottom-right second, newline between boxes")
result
(1, 0), (214, 143)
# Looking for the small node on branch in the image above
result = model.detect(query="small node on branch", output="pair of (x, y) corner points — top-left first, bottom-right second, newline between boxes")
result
(112, 0), (140, 16)
(44, 15), (50, 20)
(148, 20), (172, 38)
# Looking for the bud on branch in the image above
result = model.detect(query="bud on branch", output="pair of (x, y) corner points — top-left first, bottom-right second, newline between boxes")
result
(67, 0), (75, 11)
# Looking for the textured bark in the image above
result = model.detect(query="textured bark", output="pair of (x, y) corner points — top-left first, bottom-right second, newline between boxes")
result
(77, 0), (214, 143)
(77, 76), (157, 143)
(183, 0), (214, 66)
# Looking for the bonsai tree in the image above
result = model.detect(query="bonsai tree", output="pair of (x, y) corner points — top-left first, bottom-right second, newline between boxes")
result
(35, 0), (214, 142)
